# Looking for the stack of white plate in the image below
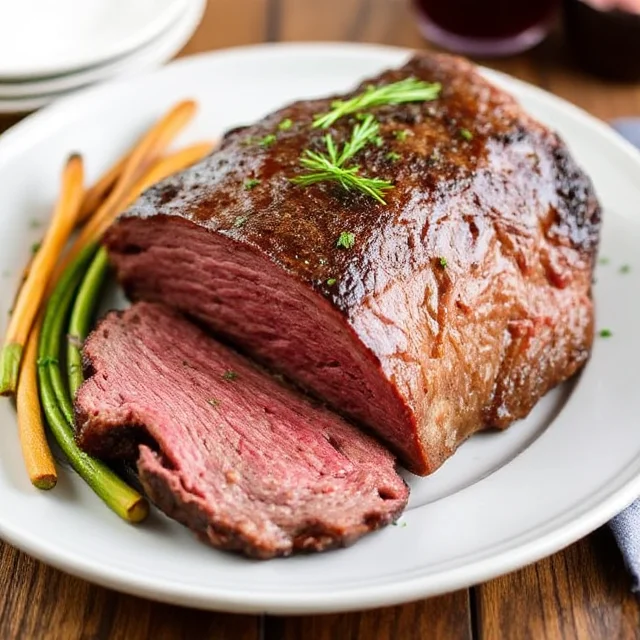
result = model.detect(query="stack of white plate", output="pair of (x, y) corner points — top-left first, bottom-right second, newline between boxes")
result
(0, 0), (205, 114)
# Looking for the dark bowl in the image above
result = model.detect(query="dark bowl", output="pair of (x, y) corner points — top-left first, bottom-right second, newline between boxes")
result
(563, 0), (640, 81)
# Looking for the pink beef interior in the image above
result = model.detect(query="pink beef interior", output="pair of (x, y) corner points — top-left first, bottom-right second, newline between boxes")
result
(75, 302), (408, 559)
(106, 217), (421, 468)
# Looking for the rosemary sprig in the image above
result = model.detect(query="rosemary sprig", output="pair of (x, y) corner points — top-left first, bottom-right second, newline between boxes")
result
(313, 77), (441, 129)
(292, 158), (392, 203)
(290, 115), (393, 203)
(332, 114), (380, 165)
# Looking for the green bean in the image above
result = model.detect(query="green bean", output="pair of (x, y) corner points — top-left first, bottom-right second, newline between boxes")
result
(67, 247), (110, 397)
(37, 244), (148, 523)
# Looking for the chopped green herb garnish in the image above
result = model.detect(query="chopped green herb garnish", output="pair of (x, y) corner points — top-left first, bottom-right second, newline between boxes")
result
(37, 356), (59, 367)
(620, 264), (631, 273)
(393, 129), (411, 142)
(373, 135), (384, 147)
(460, 128), (474, 141)
(244, 178), (261, 190)
(439, 257), (448, 268)
(386, 151), (401, 162)
(599, 328), (613, 338)
(207, 398), (220, 408)
(313, 78), (441, 128)
(31, 242), (41, 255)
(326, 278), (337, 286)
(222, 370), (239, 381)
(233, 215), (249, 228)
(337, 232), (355, 249)
(598, 257), (610, 265)
(278, 118), (293, 131)
(290, 114), (394, 203)
(259, 134), (277, 147)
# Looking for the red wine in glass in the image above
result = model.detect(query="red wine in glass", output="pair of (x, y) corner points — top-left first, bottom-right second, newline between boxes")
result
(413, 0), (559, 56)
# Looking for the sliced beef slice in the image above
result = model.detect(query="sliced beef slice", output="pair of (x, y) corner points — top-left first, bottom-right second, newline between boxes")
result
(74, 302), (408, 559)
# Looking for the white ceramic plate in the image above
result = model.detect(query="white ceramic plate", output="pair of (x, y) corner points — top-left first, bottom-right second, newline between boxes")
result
(0, 43), (639, 615)
(0, 0), (205, 112)
(0, 0), (205, 101)
(0, 0), (187, 80)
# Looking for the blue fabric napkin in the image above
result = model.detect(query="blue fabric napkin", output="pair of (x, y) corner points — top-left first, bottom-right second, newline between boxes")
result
(610, 502), (640, 592)
(608, 118), (640, 592)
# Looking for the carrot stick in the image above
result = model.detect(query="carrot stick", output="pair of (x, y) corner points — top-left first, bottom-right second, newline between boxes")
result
(89, 141), (216, 241)
(76, 103), (199, 240)
(67, 143), (213, 393)
(77, 154), (127, 224)
(52, 102), (199, 283)
(56, 140), (213, 276)
(140, 142), (215, 192)
(10, 102), (203, 494)
(0, 154), (84, 396)
(14, 140), (210, 492)
(77, 107), (205, 224)
(16, 323), (57, 490)
(90, 100), (196, 211)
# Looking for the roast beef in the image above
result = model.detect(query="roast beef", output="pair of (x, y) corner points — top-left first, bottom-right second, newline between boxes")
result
(75, 302), (408, 558)
(104, 52), (601, 475)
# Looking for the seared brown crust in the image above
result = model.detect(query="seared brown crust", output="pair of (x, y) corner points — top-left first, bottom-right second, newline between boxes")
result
(123, 53), (599, 288)
(107, 52), (601, 474)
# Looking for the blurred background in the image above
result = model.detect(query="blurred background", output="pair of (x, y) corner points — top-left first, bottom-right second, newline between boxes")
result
(0, 0), (639, 128)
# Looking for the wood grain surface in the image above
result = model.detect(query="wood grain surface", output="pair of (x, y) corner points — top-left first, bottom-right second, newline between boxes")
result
(1, 1), (639, 638)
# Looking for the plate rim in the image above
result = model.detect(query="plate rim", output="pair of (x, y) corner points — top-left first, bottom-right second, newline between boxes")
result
(0, 0), (206, 111)
(0, 42), (639, 614)
(0, 0), (188, 80)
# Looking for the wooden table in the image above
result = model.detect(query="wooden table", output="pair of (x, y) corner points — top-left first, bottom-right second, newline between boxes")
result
(2, 1), (640, 638)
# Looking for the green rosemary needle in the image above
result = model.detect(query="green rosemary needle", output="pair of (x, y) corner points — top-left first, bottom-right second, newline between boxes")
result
(290, 114), (394, 204)
(313, 77), (441, 128)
